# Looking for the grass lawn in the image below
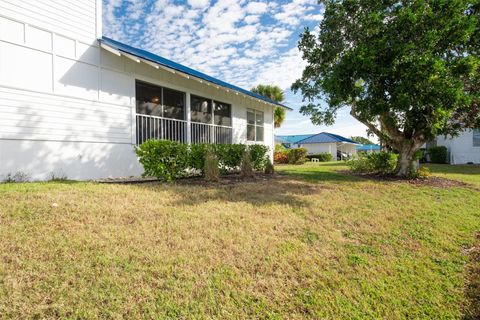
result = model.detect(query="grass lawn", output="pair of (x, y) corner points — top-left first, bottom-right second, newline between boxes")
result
(0, 163), (479, 319)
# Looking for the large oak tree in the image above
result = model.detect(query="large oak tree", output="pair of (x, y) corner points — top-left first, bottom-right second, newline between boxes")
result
(292, 0), (480, 176)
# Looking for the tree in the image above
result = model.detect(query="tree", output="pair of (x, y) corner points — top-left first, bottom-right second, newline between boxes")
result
(251, 84), (286, 128)
(350, 136), (374, 145)
(292, 0), (480, 176)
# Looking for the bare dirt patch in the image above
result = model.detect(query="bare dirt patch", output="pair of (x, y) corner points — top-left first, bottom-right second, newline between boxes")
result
(340, 171), (474, 189)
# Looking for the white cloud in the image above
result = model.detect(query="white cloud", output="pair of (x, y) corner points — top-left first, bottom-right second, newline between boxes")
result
(245, 2), (268, 14)
(103, 0), (324, 94)
(187, 0), (210, 9)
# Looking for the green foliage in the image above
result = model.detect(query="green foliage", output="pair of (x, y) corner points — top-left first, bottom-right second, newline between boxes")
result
(240, 149), (254, 178)
(347, 152), (398, 175)
(251, 84), (286, 128)
(288, 148), (308, 165)
(136, 140), (189, 181)
(275, 143), (286, 152)
(306, 153), (333, 162)
(350, 136), (374, 145)
(410, 166), (431, 180)
(428, 146), (448, 164)
(215, 144), (246, 172)
(136, 140), (269, 181)
(189, 143), (208, 172)
(204, 147), (220, 182)
(292, 0), (480, 175)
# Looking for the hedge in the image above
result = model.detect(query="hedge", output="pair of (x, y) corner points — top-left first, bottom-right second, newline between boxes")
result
(428, 146), (448, 164)
(305, 153), (333, 162)
(347, 152), (398, 175)
(136, 140), (270, 181)
(288, 148), (308, 165)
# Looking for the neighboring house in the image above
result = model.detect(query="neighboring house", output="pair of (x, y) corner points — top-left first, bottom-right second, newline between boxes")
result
(430, 129), (480, 164)
(276, 132), (359, 160)
(0, 1), (289, 180)
(275, 134), (313, 149)
(356, 144), (381, 153)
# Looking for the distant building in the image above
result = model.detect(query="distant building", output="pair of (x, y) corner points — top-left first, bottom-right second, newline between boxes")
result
(276, 132), (359, 160)
(428, 129), (480, 164)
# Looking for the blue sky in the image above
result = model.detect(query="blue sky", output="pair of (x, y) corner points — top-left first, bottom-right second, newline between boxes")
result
(103, 0), (370, 139)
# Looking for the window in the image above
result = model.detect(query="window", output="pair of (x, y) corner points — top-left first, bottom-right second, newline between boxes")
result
(247, 109), (264, 142)
(213, 100), (231, 126)
(135, 80), (185, 120)
(474, 128), (480, 147)
(191, 95), (212, 123)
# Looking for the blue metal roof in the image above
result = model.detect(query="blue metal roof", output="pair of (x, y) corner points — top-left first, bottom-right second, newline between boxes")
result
(356, 144), (381, 151)
(99, 37), (291, 110)
(296, 132), (359, 144)
(275, 134), (315, 144)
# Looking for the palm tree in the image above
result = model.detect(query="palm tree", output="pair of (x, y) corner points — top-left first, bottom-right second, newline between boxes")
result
(251, 84), (286, 128)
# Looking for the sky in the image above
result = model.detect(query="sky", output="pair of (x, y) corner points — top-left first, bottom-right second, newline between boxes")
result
(102, 0), (371, 139)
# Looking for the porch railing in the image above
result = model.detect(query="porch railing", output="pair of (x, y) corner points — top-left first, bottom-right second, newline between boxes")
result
(136, 114), (187, 145)
(191, 122), (232, 144)
(136, 114), (232, 145)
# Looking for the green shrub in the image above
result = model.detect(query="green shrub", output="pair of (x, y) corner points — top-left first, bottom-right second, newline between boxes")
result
(136, 140), (190, 181)
(288, 148), (308, 165)
(306, 153), (333, 162)
(189, 143), (208, 173)
(204, 147), (220, 182)
(249, 144), (269, 171)
(428, 146), (448, 164)
(215, 144), (246, 172)
(136, 140), (269, 180)
(347, 152), (398, 175)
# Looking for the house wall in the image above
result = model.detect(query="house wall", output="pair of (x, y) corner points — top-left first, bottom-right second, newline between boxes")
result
(436, 130), (480, 164)
(0, 2), (274, 180)
(297, 143), (338, 160)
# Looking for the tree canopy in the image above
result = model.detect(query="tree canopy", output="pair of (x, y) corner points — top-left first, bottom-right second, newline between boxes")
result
(251, 84), (286, 128)
(350, 136), (375, 145)
(292, 0), (479, 175)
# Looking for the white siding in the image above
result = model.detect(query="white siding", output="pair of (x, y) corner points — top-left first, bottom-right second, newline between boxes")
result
(0, 0), (97, 43)
(437, 130), (480, 164)
(299, 143), (338, 160)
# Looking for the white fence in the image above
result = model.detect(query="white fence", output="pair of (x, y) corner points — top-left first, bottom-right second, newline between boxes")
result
(136, 114), (232, 145)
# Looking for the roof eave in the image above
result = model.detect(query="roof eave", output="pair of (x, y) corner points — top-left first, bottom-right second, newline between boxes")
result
(98, 38), (292, 111)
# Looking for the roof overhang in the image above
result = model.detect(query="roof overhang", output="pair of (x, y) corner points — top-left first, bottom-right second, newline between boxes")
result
(99, 37), (292, 110)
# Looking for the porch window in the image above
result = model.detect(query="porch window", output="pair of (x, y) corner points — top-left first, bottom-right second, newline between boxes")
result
(135, 80), (185, 119)
(135, 80), (187, 145)
(214, 101), (231, 127)
(247, 109), (264, 142)
(474, 128), (480, 147)
(191, 95), (212, 124)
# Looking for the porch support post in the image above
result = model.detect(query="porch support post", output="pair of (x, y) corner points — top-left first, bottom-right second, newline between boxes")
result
(186, 92), (191, 144)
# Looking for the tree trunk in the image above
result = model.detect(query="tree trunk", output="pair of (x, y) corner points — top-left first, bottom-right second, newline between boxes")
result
(396, 145), (418, 177)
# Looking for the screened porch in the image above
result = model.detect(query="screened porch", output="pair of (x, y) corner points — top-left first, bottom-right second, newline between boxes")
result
(135, 80), (233, 145)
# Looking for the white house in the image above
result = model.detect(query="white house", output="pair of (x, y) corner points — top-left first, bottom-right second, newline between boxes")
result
(432, 129), (480, 164)
(0, 1), (288, 181)
(276, 132), (358, 160)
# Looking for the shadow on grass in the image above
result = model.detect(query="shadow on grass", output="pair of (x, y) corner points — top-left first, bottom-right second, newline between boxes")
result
(130, 176), (325, 208)
(425, 164), (480, 175)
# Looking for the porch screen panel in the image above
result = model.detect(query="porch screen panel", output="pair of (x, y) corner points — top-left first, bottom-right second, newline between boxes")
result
(163, 88), (185, 120)
(191, 95), (212, 123)
(213, 101), (231, 127)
